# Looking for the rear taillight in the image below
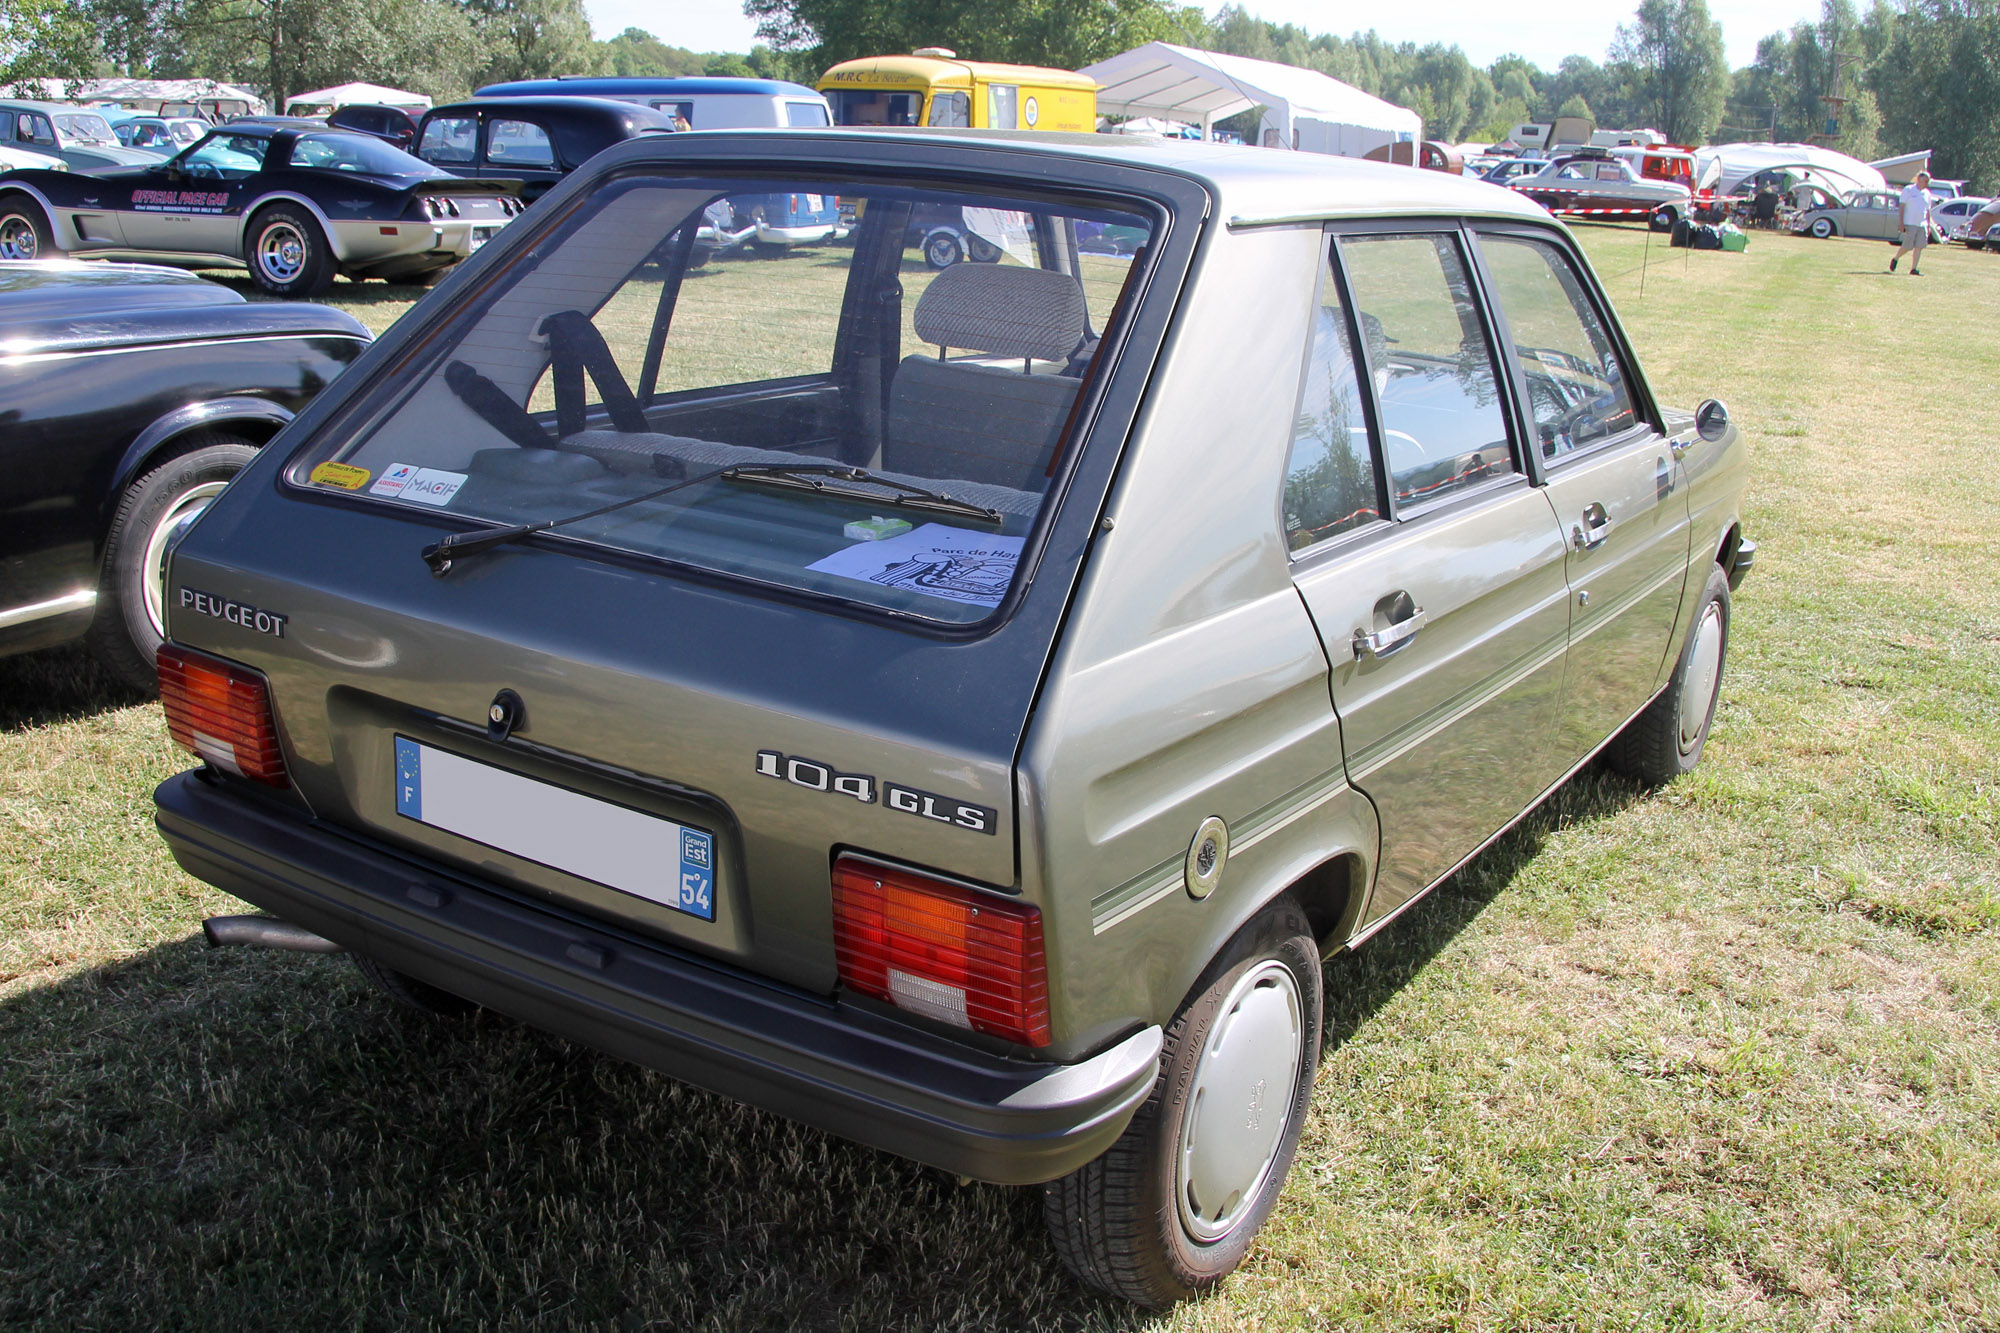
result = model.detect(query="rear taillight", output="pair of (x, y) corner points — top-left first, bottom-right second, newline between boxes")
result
(157, 644), (288, 786)
(832, 855), (1051, 1047)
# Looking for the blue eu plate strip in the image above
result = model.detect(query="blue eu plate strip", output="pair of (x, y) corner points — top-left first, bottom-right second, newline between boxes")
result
(395, 736), (422, 821)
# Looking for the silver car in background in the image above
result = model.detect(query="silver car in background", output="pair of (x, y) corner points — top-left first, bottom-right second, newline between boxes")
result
(151, 131), (1753, 1307)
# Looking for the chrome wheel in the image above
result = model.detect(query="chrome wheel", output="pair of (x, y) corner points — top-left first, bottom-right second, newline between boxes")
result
(1677, 601), (1725, 755)
(0, 212), (40, 260)
(1174, 959), (1305, 1243)
(256, 221), (308, 284)
(140, 481), (226, 638)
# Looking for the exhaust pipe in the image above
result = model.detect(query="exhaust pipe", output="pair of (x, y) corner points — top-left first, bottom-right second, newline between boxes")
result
(202, 914), (344, 953)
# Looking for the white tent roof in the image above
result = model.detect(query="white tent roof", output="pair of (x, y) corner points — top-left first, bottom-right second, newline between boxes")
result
(1079, 43), (1420, 144)
(26, 77), (268, 117)
(1696, 142), (1886, 196)
(285, 82), (433, 114)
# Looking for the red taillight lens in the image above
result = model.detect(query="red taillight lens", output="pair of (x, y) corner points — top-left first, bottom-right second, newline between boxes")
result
(156, 644), (289, 786)
(832, 855), (1051, 1047)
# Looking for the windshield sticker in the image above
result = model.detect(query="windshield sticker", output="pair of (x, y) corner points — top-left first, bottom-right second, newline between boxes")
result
(369, 463), (468, 507)
(809, 523), (1024, 608)
(309, 461), (371, 490)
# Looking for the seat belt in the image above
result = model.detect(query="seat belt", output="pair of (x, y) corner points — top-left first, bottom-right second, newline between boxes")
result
(444, 361), (554, 450)
(538, 310), (649, 436)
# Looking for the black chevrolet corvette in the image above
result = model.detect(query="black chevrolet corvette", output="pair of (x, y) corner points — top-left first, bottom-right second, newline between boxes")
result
(0, 123), (524, 296)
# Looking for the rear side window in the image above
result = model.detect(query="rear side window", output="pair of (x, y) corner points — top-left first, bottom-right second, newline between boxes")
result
(1478, 234), (1638, 460)
(293, 176), (1157, 625)
(988, 85), (1019, 129)
(1336, 233), (1515, 510)
(785, 101), (831, 127)
(1282, 248), (1384, 552)
(419, 116), (476, 164)
(926, 93), (969, 128)
(487, 119), (554, 167)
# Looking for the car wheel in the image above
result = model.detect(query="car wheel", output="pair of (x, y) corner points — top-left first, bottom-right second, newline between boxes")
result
(85, 434), (258, 693)
(1044, 897), (1322, 1308)
(1608, 564), (1731, 786)
(248, 205), (335, 297)
(1809, 217), (1836, 239)
(924, 231), (964, 269)
(354, 953), (480, 1016)
(0, 195), (52, 261)
(966, 234), (1003, 263)
(1650, 206), (1677, 232)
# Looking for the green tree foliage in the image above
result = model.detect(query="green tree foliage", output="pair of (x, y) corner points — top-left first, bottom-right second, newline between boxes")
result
(745, 0), (1207, 73)
(1609, 0), (1730, 142)
(457, 0), (605, 86)
(1557, 93), (1596, 121)
(1871, 0), (2000, 183)
(2, 0), (97, 91)
(1719, 0), (1887, 158)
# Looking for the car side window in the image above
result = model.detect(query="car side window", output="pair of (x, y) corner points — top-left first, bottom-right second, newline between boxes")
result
(1478, 234), (1639, 461)
(988, 85), (1019, 129)
(1282, 246), (1386, 553)
(487, 119), (554, 167)
(1336, 233), (1516, 510)
(927, 92), (970, 127)
(419, 116), (477, 164)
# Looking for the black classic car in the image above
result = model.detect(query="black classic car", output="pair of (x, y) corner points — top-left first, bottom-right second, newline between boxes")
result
(413, 97), (677, 202)
(0, 123), (522, 296)
(0, 261), (370, 688)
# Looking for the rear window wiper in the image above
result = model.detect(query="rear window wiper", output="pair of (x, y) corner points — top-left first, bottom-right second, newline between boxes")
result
(718, 463), (1003, 525)
(420, 462), (998, 577)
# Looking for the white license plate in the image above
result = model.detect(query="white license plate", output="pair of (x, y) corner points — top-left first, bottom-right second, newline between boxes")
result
(469, 226), (496, 250)
(394, 737), (714, 920)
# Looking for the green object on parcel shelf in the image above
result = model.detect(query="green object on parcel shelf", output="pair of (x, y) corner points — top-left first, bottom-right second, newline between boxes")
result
(843, 515), (914, 541)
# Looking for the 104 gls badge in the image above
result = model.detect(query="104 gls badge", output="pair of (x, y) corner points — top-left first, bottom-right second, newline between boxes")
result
(755, 750), (996, 834)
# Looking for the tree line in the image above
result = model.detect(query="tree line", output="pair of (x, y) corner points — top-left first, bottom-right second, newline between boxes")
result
(4, 0), (1994, 183)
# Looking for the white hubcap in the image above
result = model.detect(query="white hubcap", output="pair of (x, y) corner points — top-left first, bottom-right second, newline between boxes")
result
(1176, 959), (1304, 1243)
(142, 482), (228, 637)
(0, 214), (38, 260)
(1678, 602), (1725, 753)
(258, 222), (307, 283)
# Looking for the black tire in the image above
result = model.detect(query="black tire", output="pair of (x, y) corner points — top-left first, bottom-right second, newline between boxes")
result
(85, 435), (258, 693)
(1650, 206), (1677, 232)
(0, 193), (53, 261)
(1607, 563), (1731, 786)
(246, 205), (335, 297)
(1809, 217), (1836, 239)
(923, 230), (964, 269)
(354, 952), (480, 1016)
(1044, 897), (1323, 1308)
(966, 234), (1003, 263)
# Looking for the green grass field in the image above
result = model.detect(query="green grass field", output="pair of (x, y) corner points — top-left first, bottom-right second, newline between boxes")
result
(2, 225), (1996, 1330)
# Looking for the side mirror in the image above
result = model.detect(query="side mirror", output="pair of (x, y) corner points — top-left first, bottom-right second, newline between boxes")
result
(1694, 399), (1730, 442)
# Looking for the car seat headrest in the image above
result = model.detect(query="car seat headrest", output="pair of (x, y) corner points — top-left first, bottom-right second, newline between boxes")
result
(911, 263), (1089, 363)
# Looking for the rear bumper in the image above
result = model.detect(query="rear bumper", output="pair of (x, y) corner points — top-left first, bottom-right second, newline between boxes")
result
(1727, 536), (1757, 590)
(153, 769), (1160, 1185)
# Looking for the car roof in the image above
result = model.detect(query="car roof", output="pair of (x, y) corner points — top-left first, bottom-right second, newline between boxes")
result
(0, 259), (240, 315)
(476, 77), (821, 99)
(0, 100), (114, 115)
(635, 128), (1555, 227)
(427, 95), (678, 125)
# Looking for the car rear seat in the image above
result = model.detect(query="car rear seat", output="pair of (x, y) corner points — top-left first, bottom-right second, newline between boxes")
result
(884, 263), (1090, 491)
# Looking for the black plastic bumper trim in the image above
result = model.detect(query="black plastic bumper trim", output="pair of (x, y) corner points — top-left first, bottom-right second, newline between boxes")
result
(153, 770), (1160, 1185)
(1728, 537), (1757, 590)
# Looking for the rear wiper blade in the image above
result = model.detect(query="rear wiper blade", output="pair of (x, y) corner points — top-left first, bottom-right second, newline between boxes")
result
(718, 463), (1003, 525)
(419, 462), (996, 577)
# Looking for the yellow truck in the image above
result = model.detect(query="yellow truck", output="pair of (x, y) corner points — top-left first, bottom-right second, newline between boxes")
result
(818, 49), (1097, 132)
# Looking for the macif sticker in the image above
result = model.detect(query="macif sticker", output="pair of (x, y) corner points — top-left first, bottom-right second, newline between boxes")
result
(806, 522), (1024, 608)
(309, 461), (371, 490)
(370, 463), (468, 507)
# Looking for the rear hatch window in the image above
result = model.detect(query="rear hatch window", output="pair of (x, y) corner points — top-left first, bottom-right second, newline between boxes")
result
(290, 171), (1156, 625)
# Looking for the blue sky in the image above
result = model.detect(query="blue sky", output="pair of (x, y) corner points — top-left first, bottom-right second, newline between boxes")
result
(583, 0), (1820, 69)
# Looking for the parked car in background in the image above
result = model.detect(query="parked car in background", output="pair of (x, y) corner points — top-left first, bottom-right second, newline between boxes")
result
(1508, 150), (1693, 229)
(473, 76), (832, 128)
(326, 104), (420, 151)
(1962, 198), (2000, 249)
(105, 113), (210, 155)
(414, 96), (675, 201)
(0, 143), (67, 173)
(152, 130), (1751, 1309)
(0, 261), (369, 689)
(1480, 157), (1546, 186)
(1936, 195), (1991, 243)
(1792, 189), (1942, 241)
(0, 101), (160, 172)
(0, 123), (523, 294)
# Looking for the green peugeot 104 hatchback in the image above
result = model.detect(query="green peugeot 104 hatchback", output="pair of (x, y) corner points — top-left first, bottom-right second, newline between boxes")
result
(152, 128), (1753, 1306)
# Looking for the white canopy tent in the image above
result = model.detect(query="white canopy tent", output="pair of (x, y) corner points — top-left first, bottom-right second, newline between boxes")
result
(1696, 142), (1887, 197)
(1079, 42), (1420, 156)
(284, 82), (433, 116)
(28, 77), (268, 119)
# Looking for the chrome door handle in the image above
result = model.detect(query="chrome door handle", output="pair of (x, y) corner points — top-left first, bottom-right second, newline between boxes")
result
(1353, 607), (1426, 659)
(1572, 504), (1613, 551)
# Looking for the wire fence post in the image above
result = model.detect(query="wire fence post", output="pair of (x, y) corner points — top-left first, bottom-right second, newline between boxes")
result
(1641, 219), (1652, 298)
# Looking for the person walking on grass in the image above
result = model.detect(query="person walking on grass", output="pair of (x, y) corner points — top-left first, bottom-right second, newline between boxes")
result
(1891, 171), (1938, 275)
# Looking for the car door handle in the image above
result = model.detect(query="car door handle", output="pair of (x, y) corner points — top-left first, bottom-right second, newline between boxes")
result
(1353, 606), (1426, 659)
(1572, 503), (1613, 551)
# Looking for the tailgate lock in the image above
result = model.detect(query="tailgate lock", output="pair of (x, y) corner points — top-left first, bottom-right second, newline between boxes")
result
(487, 689), (527, 741)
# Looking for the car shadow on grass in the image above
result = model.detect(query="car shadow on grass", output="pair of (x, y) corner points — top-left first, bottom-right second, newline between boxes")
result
(0, 767), (1649, 1333)
(0, 643), (150, 733)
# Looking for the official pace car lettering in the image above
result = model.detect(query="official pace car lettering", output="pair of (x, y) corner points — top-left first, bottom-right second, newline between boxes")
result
(754, 750), (997, 834)
(178, 588), (287, 637)
(131, 189), (232, 213)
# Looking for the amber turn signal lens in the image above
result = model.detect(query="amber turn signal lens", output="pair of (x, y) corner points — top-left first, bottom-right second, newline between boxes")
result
(157, 644), (289, 786)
